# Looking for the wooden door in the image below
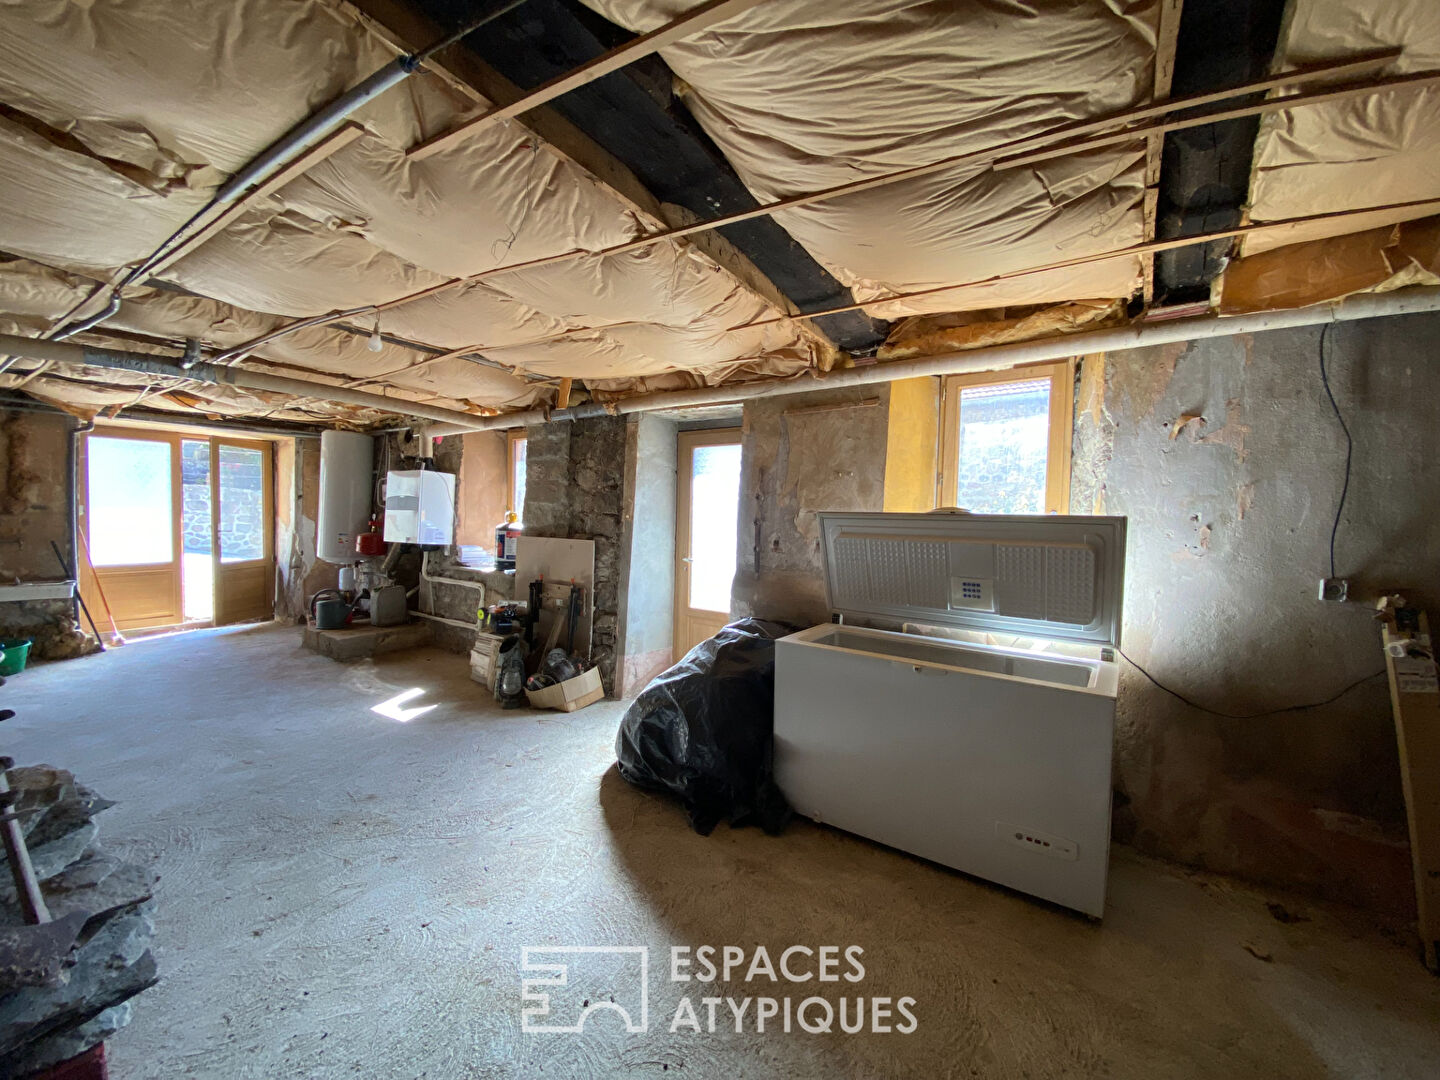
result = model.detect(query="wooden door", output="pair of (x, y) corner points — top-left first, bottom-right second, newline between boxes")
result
(211, 437), (274, 625)
(673, 428), (743, 657)
(78, 428), (183, 630)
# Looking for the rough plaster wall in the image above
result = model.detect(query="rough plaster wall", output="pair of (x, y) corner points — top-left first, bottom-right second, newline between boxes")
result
(615, 414), (677, 696)
(1074, 313), (1440, 914)
(733, 387), (890, 626)
(274, 438), (335, 622)
(456, 431), (507, 548)
(0, 408), (88, 659)
(523, 417), (627, 695)
(398, 432), (497, 654)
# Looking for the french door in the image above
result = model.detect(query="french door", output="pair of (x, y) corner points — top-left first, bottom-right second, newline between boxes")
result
(210, 437), (274, 625)
(78, 429), (184, 630)
(79, 427), (273, 631)
(673, 429), (742, 657)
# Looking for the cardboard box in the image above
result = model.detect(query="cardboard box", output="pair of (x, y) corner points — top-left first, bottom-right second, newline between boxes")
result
(526, 666), (604, 712)
(469, 632), (506, 691)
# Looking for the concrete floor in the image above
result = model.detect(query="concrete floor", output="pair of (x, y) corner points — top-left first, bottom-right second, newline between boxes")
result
(5, 624), (1440, 1079)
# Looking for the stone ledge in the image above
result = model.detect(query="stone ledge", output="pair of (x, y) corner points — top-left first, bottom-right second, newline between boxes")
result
(301, 622), (431, 661)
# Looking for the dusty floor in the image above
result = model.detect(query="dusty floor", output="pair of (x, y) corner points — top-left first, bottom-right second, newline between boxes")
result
(4, 623), (1440, 1079)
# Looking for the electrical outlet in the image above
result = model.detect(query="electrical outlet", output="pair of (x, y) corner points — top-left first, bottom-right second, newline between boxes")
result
(1319, 577), (1349, 603)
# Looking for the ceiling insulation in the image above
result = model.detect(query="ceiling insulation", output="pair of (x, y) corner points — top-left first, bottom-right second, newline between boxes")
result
(578, 0), (1157, 317)
(0, 0), (818, 422)
(1242, 0), (1440, 254)
(1, 0), (1437, 426)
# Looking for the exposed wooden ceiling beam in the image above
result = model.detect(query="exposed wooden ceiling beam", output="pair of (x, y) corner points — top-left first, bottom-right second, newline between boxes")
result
(1142, 0), (1184, 305)
(732, 198), (1440, 327)
(216, 45), (1393, 367)
(47, 124), (366, 335)
(341, 0), (840, 365)
(995, 67), (1440, 170)
(147, 124), (367, 280)
(407, 0), (767, 162)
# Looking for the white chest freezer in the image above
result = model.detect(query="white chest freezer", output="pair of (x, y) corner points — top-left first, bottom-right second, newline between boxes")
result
(774, 511), (1126, 918)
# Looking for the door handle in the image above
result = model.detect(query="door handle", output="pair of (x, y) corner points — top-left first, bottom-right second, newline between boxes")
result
(892, 660), (946, 676)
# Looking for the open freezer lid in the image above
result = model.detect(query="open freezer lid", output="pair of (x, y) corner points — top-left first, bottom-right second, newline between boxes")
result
(818, 512), (1127, 648)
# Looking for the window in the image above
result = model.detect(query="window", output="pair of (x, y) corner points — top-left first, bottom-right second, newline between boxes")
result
(939, 361), (1073, 514)
(86, 436), (174, 565)
(507, 431), (527, 521)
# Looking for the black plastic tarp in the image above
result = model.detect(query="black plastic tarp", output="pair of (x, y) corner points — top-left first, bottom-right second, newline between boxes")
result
(614, 619), (795, 836)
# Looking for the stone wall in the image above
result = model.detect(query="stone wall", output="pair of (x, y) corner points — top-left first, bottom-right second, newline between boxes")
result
(0, 408), (89, 659)
(732, 386), (890, 626)
(181, 440), (211, 555)
(1072, 312), (1440, 915)
(215, 447), (265, 560)
(523, 416), (627, 695)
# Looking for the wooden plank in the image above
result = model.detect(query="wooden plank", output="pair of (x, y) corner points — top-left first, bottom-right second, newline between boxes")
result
(555, 377), (573, 410)
(343, 0), (839, 358)
(408, 0), (767, 162)
(731, 196), (1440, 327)
(1379, 606), (1440, 972)
(1142, 0), (1184, 304)
(516, 536), (594, 658)
(399, 52), (1402, 293)
(996, 67), (1440, 170)
(147, 124), (366, 279)
(215, 45), (1396, 364)
(49, 125), (366, 337)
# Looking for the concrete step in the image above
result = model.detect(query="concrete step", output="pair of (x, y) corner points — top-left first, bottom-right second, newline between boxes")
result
(301, 621), (431, 661)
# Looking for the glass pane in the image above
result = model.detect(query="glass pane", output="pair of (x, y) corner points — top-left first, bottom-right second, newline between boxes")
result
(86, 436), (173, 566)
(688, 443), (742, 612)
(512, 437), (528, 519)
(217, 445), (265, 563)
(955, 379), (1051, 514)
(181, 440), (213, 619)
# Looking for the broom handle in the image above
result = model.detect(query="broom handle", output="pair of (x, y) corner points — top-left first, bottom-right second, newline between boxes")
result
(77, 529), (123, 640)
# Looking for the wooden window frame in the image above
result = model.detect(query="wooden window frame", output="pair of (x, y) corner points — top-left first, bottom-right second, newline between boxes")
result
(938, 360), (1074, 514)
(506, 430), (527, 518)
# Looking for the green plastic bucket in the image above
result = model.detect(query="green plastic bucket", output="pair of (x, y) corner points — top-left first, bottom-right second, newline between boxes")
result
(0, 638), (32, 676)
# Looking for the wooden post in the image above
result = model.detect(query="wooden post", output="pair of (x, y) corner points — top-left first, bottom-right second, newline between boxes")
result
(1379, 602), (1440, 972)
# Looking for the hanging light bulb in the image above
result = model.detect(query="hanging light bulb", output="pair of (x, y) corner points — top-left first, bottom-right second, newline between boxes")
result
(367, 314), (384, 352)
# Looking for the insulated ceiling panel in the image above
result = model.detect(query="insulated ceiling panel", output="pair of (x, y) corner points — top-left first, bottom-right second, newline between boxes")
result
(1243, 0), (1440, 254)
(580, 0), (1157, 316)
(0, 0), (817, 419)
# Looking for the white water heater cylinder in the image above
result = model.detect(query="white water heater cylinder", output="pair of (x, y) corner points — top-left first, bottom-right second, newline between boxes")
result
(317, 430), (374, 564)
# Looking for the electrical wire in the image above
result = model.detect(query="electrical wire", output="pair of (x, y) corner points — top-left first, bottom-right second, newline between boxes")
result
(1318, 322), (1352, 579)
(1118, 648), (1384, 720)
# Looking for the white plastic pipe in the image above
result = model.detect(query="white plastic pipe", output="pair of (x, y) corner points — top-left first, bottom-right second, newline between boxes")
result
(417, 550), (486, 628)
(423, 285), (1440, 435)
(421, 550), (487, 595)
(412, 610), (482, 631)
